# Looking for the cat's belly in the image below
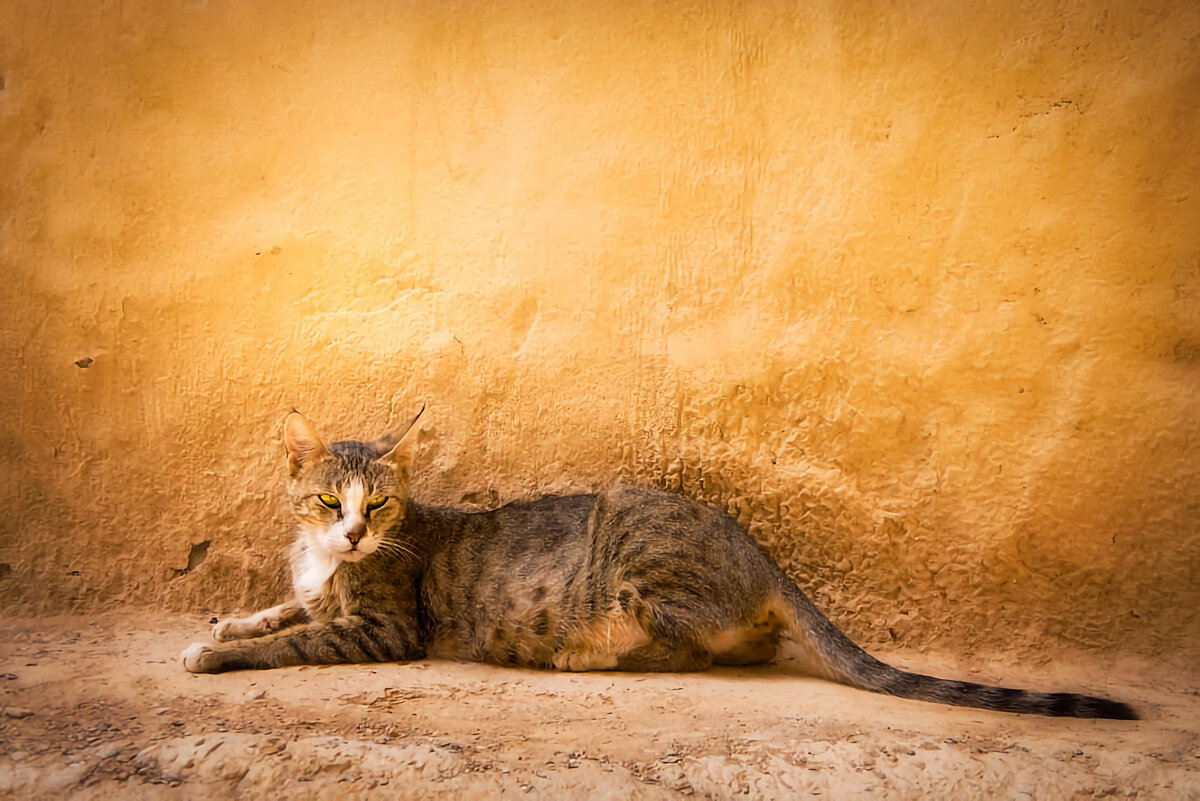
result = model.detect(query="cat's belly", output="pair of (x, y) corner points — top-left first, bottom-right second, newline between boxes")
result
(423, 549), (578, 668)
(427, 596), (563, 669)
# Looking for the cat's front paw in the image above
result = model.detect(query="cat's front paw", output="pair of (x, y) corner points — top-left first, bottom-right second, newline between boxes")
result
(181, 642), (214, 673)
(213, 618), (259, 642)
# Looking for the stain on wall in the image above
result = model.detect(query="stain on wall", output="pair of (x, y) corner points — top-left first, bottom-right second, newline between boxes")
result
(0, 0), (1197, 665)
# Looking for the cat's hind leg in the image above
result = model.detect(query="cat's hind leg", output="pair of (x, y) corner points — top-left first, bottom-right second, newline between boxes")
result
(552, 607), (651, 671)
(553, 585), (716, 673)
(212, 600), (308, 642)
(614, 637), (713, 672)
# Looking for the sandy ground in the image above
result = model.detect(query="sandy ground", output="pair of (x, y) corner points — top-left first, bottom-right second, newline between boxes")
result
(0, 615), (1196, 799)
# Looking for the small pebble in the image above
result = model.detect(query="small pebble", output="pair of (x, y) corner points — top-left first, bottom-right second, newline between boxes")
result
(3, 707), (33, 718)
(247, 689), (266, 700)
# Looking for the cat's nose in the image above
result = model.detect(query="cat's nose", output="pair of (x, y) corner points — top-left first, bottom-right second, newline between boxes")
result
(344, 518), (366, 545)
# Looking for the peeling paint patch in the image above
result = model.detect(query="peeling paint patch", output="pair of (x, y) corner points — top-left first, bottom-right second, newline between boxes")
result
(173, 541), (211, 578)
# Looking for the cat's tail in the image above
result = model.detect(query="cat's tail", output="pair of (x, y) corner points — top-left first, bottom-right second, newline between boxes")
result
(774, 575), (1138, 720)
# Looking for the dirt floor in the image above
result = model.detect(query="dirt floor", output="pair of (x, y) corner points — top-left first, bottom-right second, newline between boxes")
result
(0, 615), (1196, 799)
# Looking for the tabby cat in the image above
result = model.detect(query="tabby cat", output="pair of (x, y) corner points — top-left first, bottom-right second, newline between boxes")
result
(180, 410), (1136, 719)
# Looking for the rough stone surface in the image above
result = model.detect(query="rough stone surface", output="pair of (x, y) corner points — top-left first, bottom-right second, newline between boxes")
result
(0, 0), (1197, 670)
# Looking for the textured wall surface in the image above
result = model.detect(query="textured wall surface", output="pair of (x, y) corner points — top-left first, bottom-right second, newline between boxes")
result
(1, 0), (1197, 665)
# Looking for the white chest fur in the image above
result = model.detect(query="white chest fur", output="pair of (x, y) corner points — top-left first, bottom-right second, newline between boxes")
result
(294, 547), (340, 606)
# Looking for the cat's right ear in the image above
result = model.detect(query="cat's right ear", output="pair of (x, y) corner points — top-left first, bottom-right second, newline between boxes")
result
(375, 405), (424, 476)
(283, 412), (330, 478)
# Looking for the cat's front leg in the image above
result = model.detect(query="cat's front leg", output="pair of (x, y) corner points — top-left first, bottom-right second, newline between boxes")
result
(212, 600), (308, 642)
(182, 613), (423, 673)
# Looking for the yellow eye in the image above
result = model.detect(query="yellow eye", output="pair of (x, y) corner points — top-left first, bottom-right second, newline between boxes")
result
(317, 493), (341, 509)
(366, 496), (388, 512)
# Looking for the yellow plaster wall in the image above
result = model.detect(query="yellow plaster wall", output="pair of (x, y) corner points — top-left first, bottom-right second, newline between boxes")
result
(1, 0), (1197, 664)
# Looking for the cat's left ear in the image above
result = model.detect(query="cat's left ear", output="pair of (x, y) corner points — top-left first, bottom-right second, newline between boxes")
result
(284, 412), (330, 478)
(374, 404), (424, 474)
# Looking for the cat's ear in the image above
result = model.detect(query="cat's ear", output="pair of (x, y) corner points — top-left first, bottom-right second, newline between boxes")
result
(283, 412), (330, 477)
(374, 404), (424, 474)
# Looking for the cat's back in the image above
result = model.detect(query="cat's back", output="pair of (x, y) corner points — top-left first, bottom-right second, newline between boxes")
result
(457, 492), (598, 547)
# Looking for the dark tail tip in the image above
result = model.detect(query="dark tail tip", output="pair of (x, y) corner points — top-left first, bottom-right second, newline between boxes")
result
(1059, 693), (1138, 720)
(1089, 698), (1139, 720)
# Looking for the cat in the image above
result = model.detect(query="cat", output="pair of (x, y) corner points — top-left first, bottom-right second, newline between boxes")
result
(180, 409), (1136, 719)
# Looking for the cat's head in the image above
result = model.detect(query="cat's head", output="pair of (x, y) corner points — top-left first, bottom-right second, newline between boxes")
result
(282, 408), (423, 563)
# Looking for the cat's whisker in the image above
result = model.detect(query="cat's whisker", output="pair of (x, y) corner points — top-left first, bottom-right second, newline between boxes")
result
(374, 539), (417, 564)
(377, 545), (406, 561)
